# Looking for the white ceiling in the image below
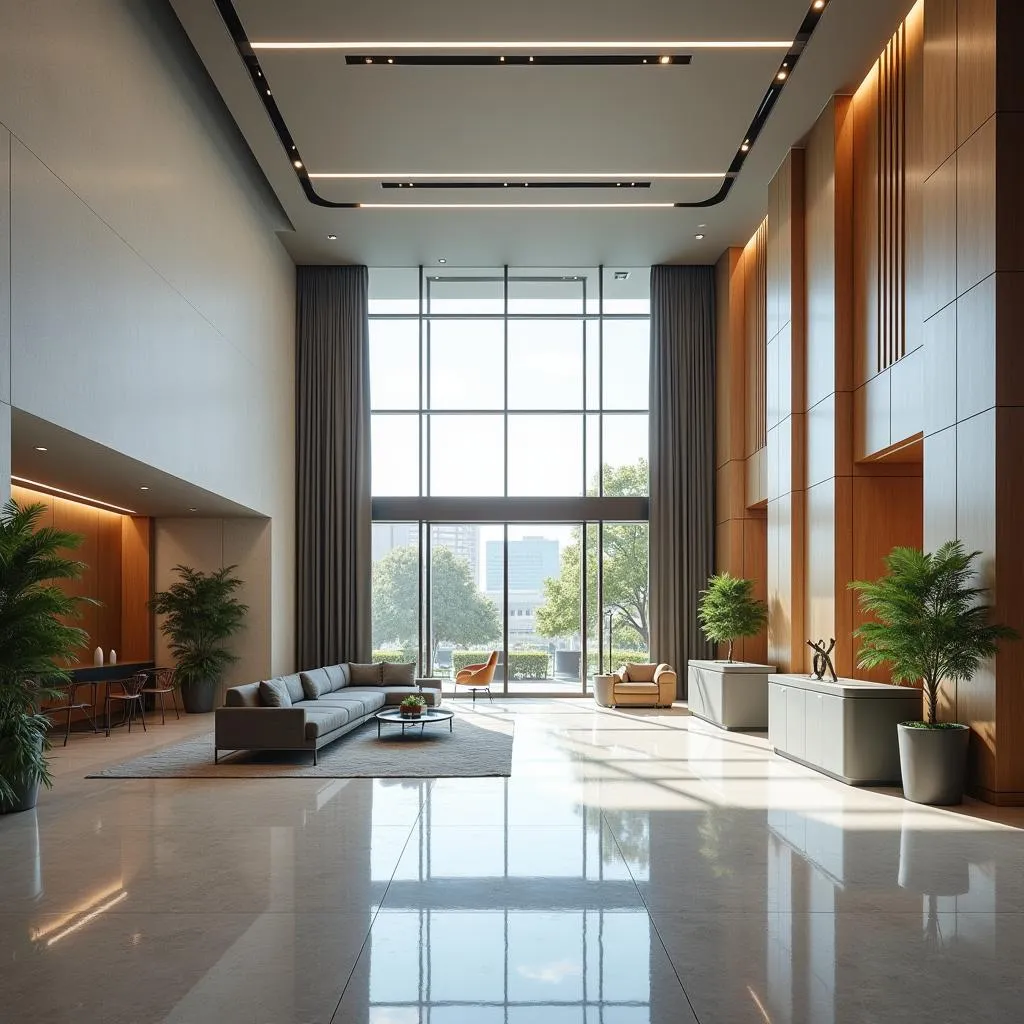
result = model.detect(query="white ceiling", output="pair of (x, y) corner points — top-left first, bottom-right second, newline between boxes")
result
(169, 0), (915, 266)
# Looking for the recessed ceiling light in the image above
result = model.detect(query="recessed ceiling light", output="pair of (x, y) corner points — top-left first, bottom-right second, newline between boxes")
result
(658, 55), (671, 64)
(438, 257), (447, 263)
(741, 142), (750, 152)
(327, 234), (338, 240)
(140, 486), (149, 491)
(251, 40), (795, 51)
(293, 159), (303, 168)
(34, 446), (48, 452)
(613, 271), (631, 281)
(695, 233), (705, 240)
(188, 507), (198, 512)
(777, 69), (788, 81)
(813, 1), (826, 9)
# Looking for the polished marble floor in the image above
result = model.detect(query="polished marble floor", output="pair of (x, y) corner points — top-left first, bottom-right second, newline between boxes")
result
(2, 699), (1024, 1023)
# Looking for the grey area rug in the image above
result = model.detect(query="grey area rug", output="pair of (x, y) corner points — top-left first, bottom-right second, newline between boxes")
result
(86, 711), (514, 779)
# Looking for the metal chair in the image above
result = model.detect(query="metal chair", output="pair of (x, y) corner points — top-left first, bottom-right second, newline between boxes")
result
(142, 667), (180, 724)
(105, 671), (148, 736)
(43, 678), (98, 746)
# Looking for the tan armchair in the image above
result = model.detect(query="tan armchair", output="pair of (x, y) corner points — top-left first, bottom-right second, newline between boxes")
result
(595, 662), (676, 708)
(454, 650), (498, 703)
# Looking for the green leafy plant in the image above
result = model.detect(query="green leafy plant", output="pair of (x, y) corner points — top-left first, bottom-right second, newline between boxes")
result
(150, 566), (247, 692)
(697, 573), (768, 662)
(400, 694), (426, 708)
(0, 501), (90, 807)
(849, 541), (1017, 725)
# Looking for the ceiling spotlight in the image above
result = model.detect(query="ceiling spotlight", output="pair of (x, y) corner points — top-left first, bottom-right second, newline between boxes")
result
(613, 270), (631, 281)
(659, 55), (671, 64)
(34, 446), (48, 452)
(438, 257), (447, 264)
(499, 56), (505, 62)
(365, 57), (373, 64)
(529, 56), (534, 63)
(188, 507), (198, 513)
(140, 486), (149, 491)
(327, 234), (338, 239)
(813, 0), (826, 9)
(695, 233), (705, 240)
(293, 159), (303, 168)
(741, 141), (750, 152)
(777, 66), (788, 81)
(387, 58), (394, 63)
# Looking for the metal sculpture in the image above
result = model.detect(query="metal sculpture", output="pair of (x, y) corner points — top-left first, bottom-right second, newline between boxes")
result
(807, 638), (838, 683)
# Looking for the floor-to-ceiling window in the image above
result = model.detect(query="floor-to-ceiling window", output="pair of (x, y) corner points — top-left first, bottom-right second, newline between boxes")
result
(370, 267), (650, 695)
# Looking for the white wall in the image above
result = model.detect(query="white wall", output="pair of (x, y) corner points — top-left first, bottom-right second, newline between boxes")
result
(155, 519), (272, 697)
(0, 1), (295, 672)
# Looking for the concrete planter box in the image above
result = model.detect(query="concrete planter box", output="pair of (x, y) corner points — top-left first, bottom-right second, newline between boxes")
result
(687, 660), (776, 730)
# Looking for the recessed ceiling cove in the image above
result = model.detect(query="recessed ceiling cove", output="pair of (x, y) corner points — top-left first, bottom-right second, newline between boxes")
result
(169, 0), (917, 264)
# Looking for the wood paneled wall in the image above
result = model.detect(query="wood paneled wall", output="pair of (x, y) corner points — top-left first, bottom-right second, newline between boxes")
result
(12, 485), (153, 665)
(715, 245), (769, 664)
(921, 0), (1024, 802)
(853, 3), (925, 459)
(745, 221), (768, 460)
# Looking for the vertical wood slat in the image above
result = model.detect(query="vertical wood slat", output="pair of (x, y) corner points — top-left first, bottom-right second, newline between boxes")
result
(877, 21), (907, 371)
(744, 217), (769, 456)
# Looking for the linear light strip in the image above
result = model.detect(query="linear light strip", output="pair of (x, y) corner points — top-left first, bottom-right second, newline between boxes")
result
(310, 172), (726, 180)
(357, 202), (675, 210)
(12, 476), (138, 515)
(250, 40), (793, 50)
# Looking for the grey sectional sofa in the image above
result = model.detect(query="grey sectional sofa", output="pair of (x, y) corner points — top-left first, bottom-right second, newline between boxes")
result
(214, 662), (441, 764)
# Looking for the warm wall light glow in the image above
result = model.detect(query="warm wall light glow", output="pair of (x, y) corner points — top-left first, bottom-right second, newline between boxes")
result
(357, 202), (675, 210)
(251, 40), (793, 51)
(11, 476), (137, 515)
(310, 171), (725, 180)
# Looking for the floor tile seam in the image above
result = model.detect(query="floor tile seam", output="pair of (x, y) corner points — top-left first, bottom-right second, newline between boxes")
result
(328, 798), (426, 1024)
(599, 808), (704, 1024)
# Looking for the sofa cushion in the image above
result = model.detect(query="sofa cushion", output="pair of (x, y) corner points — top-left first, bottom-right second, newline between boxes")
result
(300, 667), (334, 700)
(380, 685), (433, 706)
(302, 705), (351, 739)
(349, 662), (383, 685)
(259, 678), (293, 707)
(277, 673), (305, 703)
(615, 681), (659, 694)
(623, 662), (657, 683)
(381, 662), (416, 685)
(324, 664), (349, 691)
(337, 688), (388, 716)
(225, 682), (262, 707)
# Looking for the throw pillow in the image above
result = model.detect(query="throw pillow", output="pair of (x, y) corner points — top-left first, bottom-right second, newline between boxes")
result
(279, 673), (305, 703)
(259, 678), (292, 707)
(381, 661), (416, 685)
(625, 662), (656, 682)
(324, 664), (348, 692)
(300, 667), (333, 700)
(348, 662), (383, 685)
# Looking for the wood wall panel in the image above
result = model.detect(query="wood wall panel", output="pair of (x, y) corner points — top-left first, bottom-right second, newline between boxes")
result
(957, 0), (997, 145)
(52, 497), (99, 655)
(924, 301), (958, 435)
(957, 275), (997, 419)
(854, 65), (881, 384)
(922, 155), (958, 319)
(121, 515), (153, 662)
(95, 512), (122, 658)
(956, 115), (997, 294)
(923, 0), (958, 176)
(744, 221), (768, 458)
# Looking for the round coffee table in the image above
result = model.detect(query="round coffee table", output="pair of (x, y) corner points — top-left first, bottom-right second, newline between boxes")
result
(376, 706), (455, 738)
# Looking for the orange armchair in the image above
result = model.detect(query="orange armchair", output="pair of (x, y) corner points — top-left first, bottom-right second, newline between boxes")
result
(454, 651), (498, 703)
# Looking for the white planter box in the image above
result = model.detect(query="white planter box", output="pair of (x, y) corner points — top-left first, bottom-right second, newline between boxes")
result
(768, 673), (922, 786)
(687, 660), (776, 730)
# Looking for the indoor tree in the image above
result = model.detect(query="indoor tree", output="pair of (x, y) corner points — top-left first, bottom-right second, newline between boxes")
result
(150, 565), (247, 713)
(0, 500), (90, 812)
(697, 572), (768, 663)
(849, 541), (1016, 725)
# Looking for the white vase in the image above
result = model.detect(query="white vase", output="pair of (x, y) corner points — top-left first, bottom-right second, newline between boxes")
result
(93, 647), (104, 666)
(109, 649), (117, 665)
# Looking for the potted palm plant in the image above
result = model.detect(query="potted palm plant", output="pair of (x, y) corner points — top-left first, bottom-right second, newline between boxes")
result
(850, 541), (1017, 805)
(0, 501), (90, 813)
(689, 573), (774, 729)
(150, 565), (247, 714)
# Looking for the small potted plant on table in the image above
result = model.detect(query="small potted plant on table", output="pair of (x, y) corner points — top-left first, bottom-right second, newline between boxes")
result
(850, 541), (1017, 805)
(689, 572), (774, 729)
(400, 694), (426, 719)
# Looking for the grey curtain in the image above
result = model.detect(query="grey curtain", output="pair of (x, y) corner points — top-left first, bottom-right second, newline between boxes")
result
(649, 265), (716, 697)
(296, 265), (371, 668)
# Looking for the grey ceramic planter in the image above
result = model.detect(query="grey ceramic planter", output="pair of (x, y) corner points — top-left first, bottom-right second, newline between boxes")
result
(898, 723), (970, 805)
(181, 678), (217, 714)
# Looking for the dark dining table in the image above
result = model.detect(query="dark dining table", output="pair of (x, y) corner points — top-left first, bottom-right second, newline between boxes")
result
(70, 662), (161, 731)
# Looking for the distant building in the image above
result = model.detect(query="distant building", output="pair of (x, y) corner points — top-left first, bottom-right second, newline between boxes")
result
(432, 524), (480, 582)
(486, 536), (559, 593)
(372, 522), (417, 562)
